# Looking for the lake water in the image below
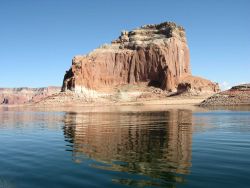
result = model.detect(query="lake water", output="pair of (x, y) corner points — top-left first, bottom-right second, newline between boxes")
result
(0, 106), (250, 188)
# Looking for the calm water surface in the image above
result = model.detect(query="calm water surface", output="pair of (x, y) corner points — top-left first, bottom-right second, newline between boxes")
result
(0, 106), (250, 188)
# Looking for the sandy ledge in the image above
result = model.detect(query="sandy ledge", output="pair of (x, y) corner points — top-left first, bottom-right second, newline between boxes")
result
(0, 95), (217, 113)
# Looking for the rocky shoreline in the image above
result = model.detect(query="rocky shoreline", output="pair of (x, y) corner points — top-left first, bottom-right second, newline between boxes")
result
(200, 84), (250, 106)
(35, 86), (212, 107)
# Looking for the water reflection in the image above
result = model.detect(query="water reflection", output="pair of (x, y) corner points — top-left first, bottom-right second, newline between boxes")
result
(0, 111), (63, 129)
(63, 110), (193, 186)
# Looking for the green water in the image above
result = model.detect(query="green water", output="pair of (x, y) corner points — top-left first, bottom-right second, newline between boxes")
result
(0, 107), (250, 188)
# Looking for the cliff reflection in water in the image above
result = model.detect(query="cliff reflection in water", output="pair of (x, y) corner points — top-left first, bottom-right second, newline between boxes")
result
(63, 110), (193, 184)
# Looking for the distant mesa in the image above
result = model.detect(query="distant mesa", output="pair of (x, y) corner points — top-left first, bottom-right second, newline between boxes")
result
(0, 87), (60, 105)
(62, 21), (219, 95)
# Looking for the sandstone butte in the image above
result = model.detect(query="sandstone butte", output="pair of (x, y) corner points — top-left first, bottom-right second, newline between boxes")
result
(0, 21), (221, 106)
(62, 21), (220, 95)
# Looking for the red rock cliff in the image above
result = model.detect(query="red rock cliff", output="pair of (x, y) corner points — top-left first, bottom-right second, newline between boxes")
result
(62, 21), (218, 93)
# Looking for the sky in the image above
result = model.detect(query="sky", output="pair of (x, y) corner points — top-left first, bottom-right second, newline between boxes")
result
(0, 0), (249, 89)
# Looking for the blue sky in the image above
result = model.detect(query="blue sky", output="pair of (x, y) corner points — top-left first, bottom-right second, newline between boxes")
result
(0, 0), (249, 89)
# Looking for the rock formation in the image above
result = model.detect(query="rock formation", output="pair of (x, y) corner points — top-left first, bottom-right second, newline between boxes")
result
(200, 84), (250, 106)
(0, 87), (60, 105)
(177, 75), (220, 95)
(62, 21), (219, 94)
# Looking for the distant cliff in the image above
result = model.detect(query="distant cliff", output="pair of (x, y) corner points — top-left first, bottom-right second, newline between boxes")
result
(62, 21), (219, 94)
(0, 87), (60, 105)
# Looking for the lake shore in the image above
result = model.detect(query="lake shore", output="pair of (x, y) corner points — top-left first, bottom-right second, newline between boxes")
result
(1, 95), (207, 107)
(2, 92), (250, 113)
(0, 95), (216, 114)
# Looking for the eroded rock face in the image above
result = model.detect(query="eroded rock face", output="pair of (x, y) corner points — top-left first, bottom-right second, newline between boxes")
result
(0, 87), (60, 105)
(62, 21), (218, 93)
(177, 76), (220, 95)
